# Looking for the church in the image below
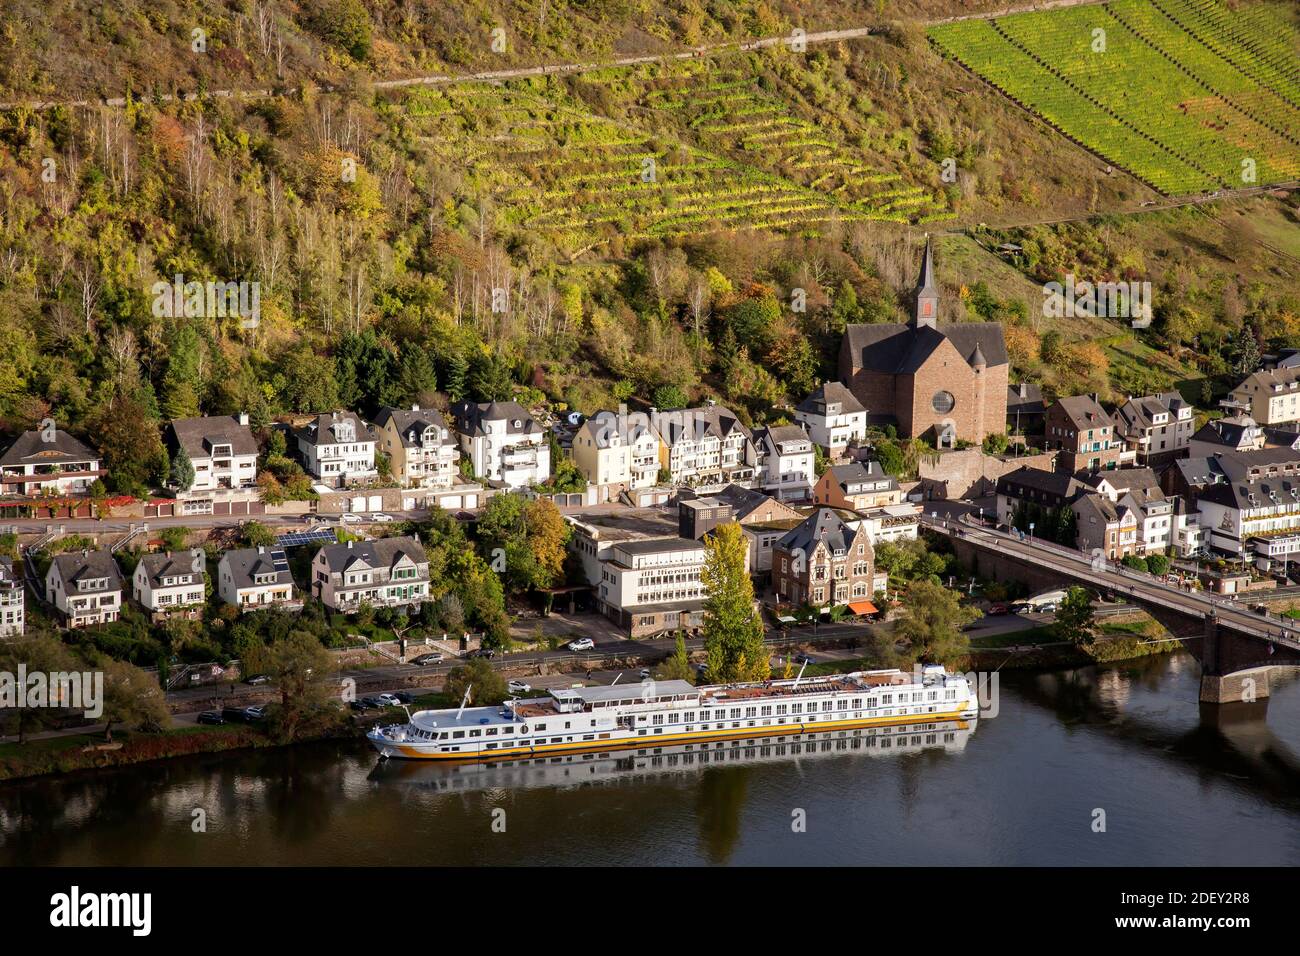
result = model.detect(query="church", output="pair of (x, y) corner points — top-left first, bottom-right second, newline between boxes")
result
(838, 240), (1008, 447)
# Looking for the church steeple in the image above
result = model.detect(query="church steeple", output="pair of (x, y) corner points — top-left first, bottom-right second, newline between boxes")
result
(914, 237), (939, 329)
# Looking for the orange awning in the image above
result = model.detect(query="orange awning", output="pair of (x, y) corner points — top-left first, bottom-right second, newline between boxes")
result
(847, 601), (878, 615)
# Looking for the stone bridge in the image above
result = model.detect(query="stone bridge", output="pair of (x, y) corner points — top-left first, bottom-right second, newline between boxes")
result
(928, 517), (1300, 703)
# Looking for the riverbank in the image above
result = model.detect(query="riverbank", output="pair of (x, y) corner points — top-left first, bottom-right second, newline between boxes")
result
(0, 714), (367, 783)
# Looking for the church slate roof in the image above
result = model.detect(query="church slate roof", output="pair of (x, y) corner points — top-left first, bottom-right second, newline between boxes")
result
(843, 322), (1009, 374)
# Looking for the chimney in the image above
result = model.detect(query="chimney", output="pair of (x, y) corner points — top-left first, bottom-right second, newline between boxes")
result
(238, 411), (250, 427)
(1019, 383), (1029, 399)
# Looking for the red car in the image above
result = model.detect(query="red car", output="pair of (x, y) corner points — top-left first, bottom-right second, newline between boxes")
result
(987, 603), (1009, 615)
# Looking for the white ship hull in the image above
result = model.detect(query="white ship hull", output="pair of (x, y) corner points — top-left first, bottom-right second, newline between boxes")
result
(367, 665), (982, 762)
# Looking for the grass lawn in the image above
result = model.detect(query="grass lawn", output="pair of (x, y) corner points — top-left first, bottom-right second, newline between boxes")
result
(967, 625), (1058, 649)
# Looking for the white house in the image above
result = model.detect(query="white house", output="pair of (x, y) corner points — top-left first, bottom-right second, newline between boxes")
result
(794, 382), (867, 455)
(451, 400), (550, 489)
(0, 429), (104, 497)
(296, 411), (378, 488)
(311, 536), (430, 612)
(133, 549), (207, 620)
(168, 413), (259, 495)
(218, 546), (299, 612)
(755, 424), (816, 502)
(0, 558), (24, 638)
(46, 551), (123, 628)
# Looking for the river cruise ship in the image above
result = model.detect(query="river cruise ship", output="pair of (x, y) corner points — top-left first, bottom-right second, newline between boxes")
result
(369, 719), (977, 791)
(366, 664), (980, 761)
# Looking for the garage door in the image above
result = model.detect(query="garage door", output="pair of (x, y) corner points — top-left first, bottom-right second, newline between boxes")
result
(463, 494), (477, 509)
(368, 495), (383, 512)
(350, 496), (367, 512)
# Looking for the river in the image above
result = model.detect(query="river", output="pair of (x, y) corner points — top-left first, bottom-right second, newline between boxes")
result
(2, 652), (1298, 866)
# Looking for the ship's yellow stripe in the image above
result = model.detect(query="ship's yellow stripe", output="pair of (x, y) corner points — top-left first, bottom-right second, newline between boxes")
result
(390, 709), (975, 761)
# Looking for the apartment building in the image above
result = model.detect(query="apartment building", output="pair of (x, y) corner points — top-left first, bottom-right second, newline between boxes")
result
(1227, 366), (1300, 426)
(311, 536), (429, 611)
(1112, 392), (1194, 466)
(658, 405), (757, 490)
(46, 550), (123, 628)
(1044, 395), (1125, 473)
(452, 401), (550, 489)
(0, 558), (24, 638)
(296, 411), (378, 488)
(373, 405), (459, 489)
(595, 537), (715, 638)
(754, 424), (816, 502)
(570, 414), (662, 500)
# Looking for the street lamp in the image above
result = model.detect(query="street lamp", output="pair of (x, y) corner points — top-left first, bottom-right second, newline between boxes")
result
(1029, 522), (1035, 540)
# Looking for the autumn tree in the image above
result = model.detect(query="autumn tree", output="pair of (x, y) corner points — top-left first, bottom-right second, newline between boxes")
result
(100, 658), (170, 741)
(265, 629), (336, 740)
(702, 522), (769, 684)
(893, 580), (979, 667)
(1055, 586), (1095, 647)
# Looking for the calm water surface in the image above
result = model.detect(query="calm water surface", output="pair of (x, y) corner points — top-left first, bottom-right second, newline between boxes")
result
(2, 652), (1298, 865)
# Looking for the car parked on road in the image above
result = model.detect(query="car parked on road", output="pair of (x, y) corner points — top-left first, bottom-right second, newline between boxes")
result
(243, 705), (268, 721)
(221, 707), (249, 723)
(639, 668), (652, 679)
(466, 648), (496, 660)
(243, 674), (271, 685)
(349, 699), (373, 712)
(411, 652), (445, 665)
(394, 691), (415, 704)
(375, 693), (402, 707)
(794, 654), (816, 665)
(987, 603), (1009, 615)
(567, 638), (595, 652)
(371, 513), (393, 523)
(507, 680), (532, 695)
(341, 513), (362, 524)
(197, 711), (224, 725)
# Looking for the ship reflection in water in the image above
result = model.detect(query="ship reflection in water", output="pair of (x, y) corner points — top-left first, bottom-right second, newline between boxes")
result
(367, 718), (978, 794)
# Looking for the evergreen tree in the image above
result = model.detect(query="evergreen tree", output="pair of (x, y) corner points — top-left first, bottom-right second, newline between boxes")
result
(654, 632), (694, 683)
(442, 349), (469, 401)
(170, 449), (195, 491)
(701, 523), (769, 683)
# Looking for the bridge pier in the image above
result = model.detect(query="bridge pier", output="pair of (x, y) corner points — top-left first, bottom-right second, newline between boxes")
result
(1200, 668), (1271, 704)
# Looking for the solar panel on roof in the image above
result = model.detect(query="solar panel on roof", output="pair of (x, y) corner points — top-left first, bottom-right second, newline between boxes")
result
(275, 527), (337, 547)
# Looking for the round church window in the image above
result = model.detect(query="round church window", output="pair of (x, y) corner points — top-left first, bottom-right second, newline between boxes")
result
(932, 390), (955, 414)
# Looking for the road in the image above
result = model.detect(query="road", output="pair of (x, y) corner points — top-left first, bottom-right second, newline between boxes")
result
(2, 0), (1116, 112)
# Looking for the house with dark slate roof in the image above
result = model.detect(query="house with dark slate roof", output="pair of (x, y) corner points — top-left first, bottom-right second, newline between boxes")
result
(771, 508), (882, 611)
(373, 404), (459, 490)
(295, 410), (378, 488)
(133, 549), (207, 621)
(46, 550), (124, 628)
(839, 240), (1008, 446)
(0, 429), (104, 497)
(218, 546), (299, 612)
(794, 381), (867, 455)
(310, 536), (429, 611)
(754, 424), (815, 501)
(167, 413), (259, 494)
